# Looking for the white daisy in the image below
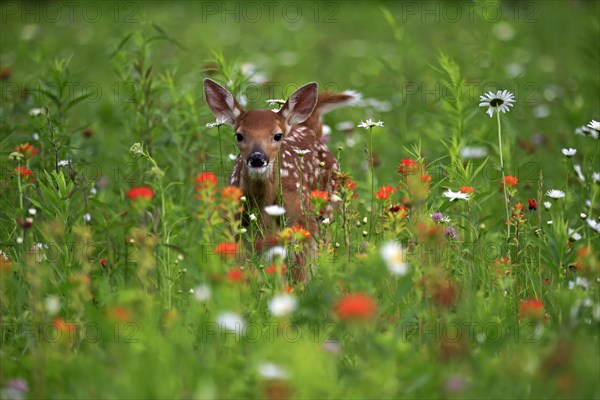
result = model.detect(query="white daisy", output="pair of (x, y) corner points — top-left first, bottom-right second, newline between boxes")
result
(321, 217), (330, 225)
(574, 164), (585, 182)
(479, 90), (515, 117)
(561, 148), (577, 157)
(547, 220), (553, 225)
(587, 120), (600, 131)
(336, 121), (354, 131)
(28, 208), (36, 216)
(357, 119), (384, 129)
(57, 159), (71, 167)
(266, 246), (287, 261)
(592, 172), (600, 183)
(206, 118), (227, 128)
(228, 153), (237, 161)
(543, 201), (552, 210)
(294, 149), (311, 156)
(586, 219), (600, 233)
(546, 189), (565, 200)
(443, 189), (470, 202)
(380, 241), (409, 276)
(193, 284), (211, 302)
(264, 205), (286, 216)
(460, 146), (488, 159)
(575, 125), (599, 139)
(265, 99), (286, 106)
(249, 213), (257, 221)
(580, 213), (587, 219)
(83, 213), (91, 222)
(215, 311), (246, 336)
(266, 99), (286, 112)
(32, 133), (40, 140)
(29, 107), (44, 117)
(268, 294), (298, 317)
(568, 228), (582, 241)
(569, 277), (590, 290)
(258, 362), (289, 380)
(44, 295), (61, 316)
(330, 194), (342, 203)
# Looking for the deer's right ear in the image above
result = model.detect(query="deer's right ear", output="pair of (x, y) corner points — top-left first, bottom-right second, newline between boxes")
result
(203, 79), (244, 125)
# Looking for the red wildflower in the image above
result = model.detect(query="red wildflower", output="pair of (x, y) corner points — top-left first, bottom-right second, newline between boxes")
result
(375, 185), (396, 201)
(14, 167), (33, 177)
(502, 176), (519, 188)
(334, 293), (377, 321)
(109, 306), (131, 322)
(291, 225), (311, 240)
(221, 186), (243, 202)
(214, 242), (238, 259)
(227, 268), (244, 282)
(283, 285), (295, 293)
(310, 190), (329, 202)
(459, 186), (475, 194)
(195, 172), (218, 190)
(528, 199), (537, 211)
(432, 281), (458, 308)
(492, 257), (511, 277)
(16, 217), (33, 229)
(0, 67), (10, 80)
(99, 258), (108, 268)
(397, 158), (418, 175)
(345, 180), (357, 191)
(82, 129), (94, 137)
(127, 186), (153, 200)
(519, 299), (545, 320)
(265, 265), (288, 275)
(14, 143), (38, 159)
(421, 174), (432, 183)
(53, 318), (76, 334)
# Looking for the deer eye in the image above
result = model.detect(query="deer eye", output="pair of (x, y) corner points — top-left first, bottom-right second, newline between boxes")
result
(273, 133), (283, 142)
(235, 133), (244, 142)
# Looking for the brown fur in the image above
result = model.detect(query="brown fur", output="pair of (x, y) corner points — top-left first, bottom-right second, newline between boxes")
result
(204, 79), (355, 280)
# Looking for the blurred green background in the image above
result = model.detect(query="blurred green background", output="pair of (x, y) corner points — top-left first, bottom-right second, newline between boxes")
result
(1, 2), (599, 398)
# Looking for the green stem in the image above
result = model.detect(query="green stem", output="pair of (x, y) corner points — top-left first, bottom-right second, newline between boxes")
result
(497, 111), (511, 256)
(369, 127), (375, 239)
(217, 126), (225, 184)
(17, 162), (24, 211)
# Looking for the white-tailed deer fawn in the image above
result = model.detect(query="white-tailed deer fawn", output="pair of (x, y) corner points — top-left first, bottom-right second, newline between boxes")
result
(204, 79), (356, 279)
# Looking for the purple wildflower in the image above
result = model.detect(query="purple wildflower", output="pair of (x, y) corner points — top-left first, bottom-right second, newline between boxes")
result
(445, 226), (456, 239)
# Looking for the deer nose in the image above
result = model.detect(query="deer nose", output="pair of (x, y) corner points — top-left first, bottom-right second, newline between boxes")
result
(248, 152), (268, 168)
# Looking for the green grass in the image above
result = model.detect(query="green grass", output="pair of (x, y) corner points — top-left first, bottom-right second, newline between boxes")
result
(1, 1), (599, 398)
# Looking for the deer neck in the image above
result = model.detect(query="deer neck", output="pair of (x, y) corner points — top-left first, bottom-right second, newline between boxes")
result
(241, 159), (281, 210)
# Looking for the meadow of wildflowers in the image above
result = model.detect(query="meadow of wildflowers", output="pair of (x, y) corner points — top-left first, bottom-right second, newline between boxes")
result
(1, 1), (599, 399)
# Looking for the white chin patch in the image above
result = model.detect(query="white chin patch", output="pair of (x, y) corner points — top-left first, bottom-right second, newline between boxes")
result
(247, 163), (273, 181)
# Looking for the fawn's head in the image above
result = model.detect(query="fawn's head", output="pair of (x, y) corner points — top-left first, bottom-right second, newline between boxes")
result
(204, 79), (318, 180)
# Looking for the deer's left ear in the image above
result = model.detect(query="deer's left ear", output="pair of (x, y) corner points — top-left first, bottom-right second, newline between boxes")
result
(279, 82), (318, 126)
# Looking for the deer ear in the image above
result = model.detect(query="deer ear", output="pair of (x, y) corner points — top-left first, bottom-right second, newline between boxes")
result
(279, 82), (318, 126)
(203, 79), (244, 125)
